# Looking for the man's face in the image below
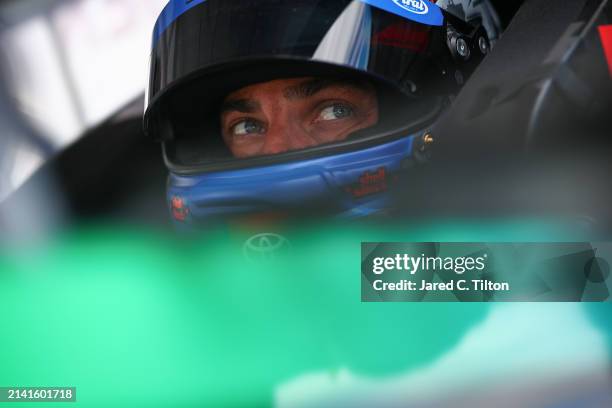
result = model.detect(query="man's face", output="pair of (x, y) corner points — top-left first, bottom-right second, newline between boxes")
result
(220, 77), (379, 158)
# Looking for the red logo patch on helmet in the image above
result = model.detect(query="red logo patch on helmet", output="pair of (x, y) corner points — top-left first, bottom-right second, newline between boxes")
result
(373, 23), (431, 52)
(345, 167), (395, 198)
(170, 196), (189, 221)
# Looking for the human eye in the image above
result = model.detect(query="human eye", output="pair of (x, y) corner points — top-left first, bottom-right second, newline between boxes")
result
(316, 103), (354, 122)
(231, 119), (265, 137)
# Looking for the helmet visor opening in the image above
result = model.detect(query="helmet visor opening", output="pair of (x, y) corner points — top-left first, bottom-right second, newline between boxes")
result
(161, 67), (443, 173)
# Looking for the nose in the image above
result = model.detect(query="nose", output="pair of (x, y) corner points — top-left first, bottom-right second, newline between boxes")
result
(260, 128), (290, 155)
(260, 121), (311, 156)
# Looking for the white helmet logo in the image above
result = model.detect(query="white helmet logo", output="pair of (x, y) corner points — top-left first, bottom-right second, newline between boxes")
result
(393, 0), (429, 15)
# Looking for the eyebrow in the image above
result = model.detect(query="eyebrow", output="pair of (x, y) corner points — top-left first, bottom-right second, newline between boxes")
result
(220, 99), (261, 114)
(283, 78), (370, 100)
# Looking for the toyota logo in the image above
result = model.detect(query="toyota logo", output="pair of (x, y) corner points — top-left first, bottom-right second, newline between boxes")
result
(243, 233), (292, 262)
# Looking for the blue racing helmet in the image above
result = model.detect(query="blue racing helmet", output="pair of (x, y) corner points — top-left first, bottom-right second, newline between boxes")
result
(144, 0), (489, 227)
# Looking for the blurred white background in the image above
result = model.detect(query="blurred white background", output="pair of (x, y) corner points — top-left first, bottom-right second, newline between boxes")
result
(0, 0), (167, 200)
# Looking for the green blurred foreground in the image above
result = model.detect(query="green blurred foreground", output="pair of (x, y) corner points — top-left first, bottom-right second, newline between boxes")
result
(0, 221), (610, 407)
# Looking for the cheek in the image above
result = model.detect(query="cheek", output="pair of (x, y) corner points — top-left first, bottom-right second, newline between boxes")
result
(365, 105), (379, 126)
(310, 127), (350, 144)
(363, 94), (379, 124)
(225, 137), (265, 158)
(311, 105), (379, 143)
